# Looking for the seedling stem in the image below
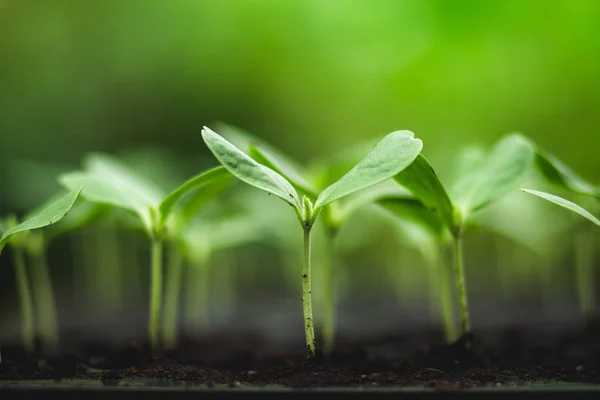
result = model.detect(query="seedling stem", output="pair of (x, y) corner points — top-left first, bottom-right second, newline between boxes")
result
(302, 224), (316, 357)
(452, 234), (470, 334)
(149, 236), (164, 352)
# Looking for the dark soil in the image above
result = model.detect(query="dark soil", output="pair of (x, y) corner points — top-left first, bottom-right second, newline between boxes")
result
(1, 321), (600, 390)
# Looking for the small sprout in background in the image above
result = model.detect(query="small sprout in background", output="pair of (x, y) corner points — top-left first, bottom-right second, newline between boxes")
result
(201, 125), (423, 357)
(0, 187), (83, 362)
(521, 148), (600, 320)
(381, 133), (536, 342)
(59, 153), (233, 353)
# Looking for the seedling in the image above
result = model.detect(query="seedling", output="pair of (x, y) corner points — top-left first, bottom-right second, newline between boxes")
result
(0, 187), (82, 362)
(378, 133), (537, 340)
(59, 153), (233, 352)
(211, 123), (407, 354)
(201, 126), (422, 357)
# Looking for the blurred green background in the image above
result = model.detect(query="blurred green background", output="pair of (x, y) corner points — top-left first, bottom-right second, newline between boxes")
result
(0, 0), (599, 350)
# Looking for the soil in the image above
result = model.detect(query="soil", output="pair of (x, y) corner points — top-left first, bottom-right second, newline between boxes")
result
(1, 320), (600, 390)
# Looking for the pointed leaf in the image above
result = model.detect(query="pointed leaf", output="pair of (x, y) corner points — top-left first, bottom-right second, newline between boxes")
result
(315, 130), (423, 209)
(534, 151), (599, 198)
(376, 195), (445, 237)
(520, 188), (600, 227)
(455, 133), (535, 215)
(201, 126), (301, 210)
(0, 187), (82, 251)
(394, 154), (457, 233)
(249, 144), (319, 198)
(159, 166), (232, 225)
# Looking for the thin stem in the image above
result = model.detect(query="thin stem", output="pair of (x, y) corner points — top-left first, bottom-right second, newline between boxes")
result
(162, 243), (183, 350)
(453, 235), (471, 335)
(28, 244), (59, 353)
(149, 237), (164, 352)
(302, 227), (317, 357)
(321, 232), (335, 355)
(13, 246), (35, 353)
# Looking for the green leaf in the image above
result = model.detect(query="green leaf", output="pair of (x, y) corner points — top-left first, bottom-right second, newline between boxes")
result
(0, 187), (83, 252)
(314, 130), (423, 209)
(59, 153), (167, 234)
(534, 151), (599, 198)
(520, 188), (600, 227)
(249, 144), (319, 198)
(307, 138), (378, 190)
(213, 122), (319, 197)
(394, 154), (457, 233)
(201, 126), (301, 210)
(158, 166), (233, 226)
(59, 171), (154, 233)
(376, 195), (445, 237)
(454, 133), (535, 215)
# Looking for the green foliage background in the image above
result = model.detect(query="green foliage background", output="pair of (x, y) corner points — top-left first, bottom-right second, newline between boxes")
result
(0, 0), (599, 344)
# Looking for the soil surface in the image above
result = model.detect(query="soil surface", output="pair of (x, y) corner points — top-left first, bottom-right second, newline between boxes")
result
(1, 321), (600, 389)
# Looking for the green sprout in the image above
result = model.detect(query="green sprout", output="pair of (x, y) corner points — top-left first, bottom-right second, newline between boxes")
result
(211, 123), (408, 355)
(0, 187), (83, 362)
(378, 133), (536, 340)
(59, 153), (232, 352)
(201, 126), (423, 357)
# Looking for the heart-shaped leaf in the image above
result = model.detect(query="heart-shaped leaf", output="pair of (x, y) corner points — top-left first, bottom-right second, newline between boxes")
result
(520, 188), (600, 227)
(315, 130), (423, 209)
(202, 126), (301, 210)
(159, 166), (233, 227)
(0, 187), (83, 252)
(394, 154), (457, 234)
(534, 151), (599, 198)
(454, 133), (535, 216)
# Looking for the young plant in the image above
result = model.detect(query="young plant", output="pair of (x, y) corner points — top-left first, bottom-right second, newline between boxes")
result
(211, 123), (407, 354)
(201, 126), (423, 357)
(378, 133), (537, 339)
(0, 187), (82, 362)
(59, 153), (232, 352)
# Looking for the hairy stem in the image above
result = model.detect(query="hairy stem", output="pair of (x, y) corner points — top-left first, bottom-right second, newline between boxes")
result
(28, 244), (59, 353)
(162, 243), (183, 350)
(149, 237), (164, 352)
(302, 227), (317, 357)
(13, 246), (35, 353)
(453, 236), (471, 335)
(321, 229), (336, 355)
(575, 228), (596, 319)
